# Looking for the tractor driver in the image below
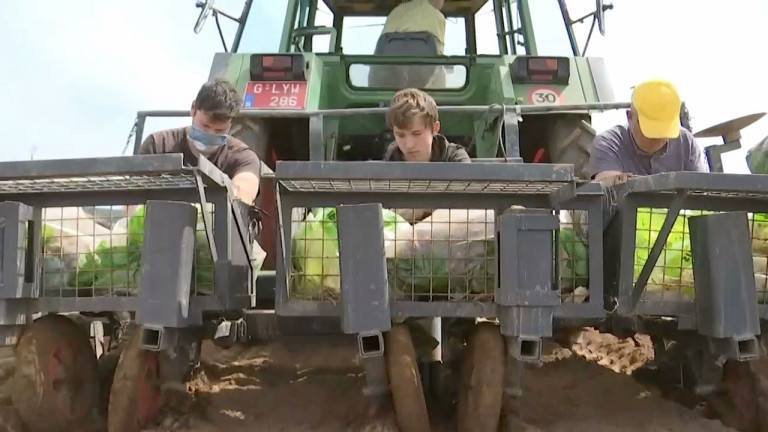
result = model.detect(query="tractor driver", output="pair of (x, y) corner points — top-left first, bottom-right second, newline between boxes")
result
(369, 0), (447, 89)
(589, 79), (709, 184)
(381, 0), (447, 56)
(138, 78), (263, 205)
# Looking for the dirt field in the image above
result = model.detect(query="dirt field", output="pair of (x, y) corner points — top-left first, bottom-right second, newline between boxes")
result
(0, 328), (739, 432)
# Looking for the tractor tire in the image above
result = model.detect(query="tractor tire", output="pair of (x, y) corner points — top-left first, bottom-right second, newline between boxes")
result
(107, 328), (163, 432)
(456, 322), (505, 432)
(546, 114), (596, 181)
(385, 324), (431, 432)
(12, 314), (100, 432)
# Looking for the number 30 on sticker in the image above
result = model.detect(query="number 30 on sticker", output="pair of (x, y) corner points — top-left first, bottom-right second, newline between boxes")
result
(529, 88), (562, 105)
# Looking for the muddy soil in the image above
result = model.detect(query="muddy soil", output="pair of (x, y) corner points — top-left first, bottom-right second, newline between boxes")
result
(0, 328), (739, 432)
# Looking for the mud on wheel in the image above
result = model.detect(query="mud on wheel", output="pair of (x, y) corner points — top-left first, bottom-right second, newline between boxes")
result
(456, 321), (505, 432)
(12, 313), (100, 432)
(385, 323), (431, 432)
(108, 328), (164, 432)
(709, 356), (768, 432)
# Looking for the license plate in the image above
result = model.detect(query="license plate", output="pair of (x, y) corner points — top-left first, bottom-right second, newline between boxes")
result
(243, 81), (308, 110)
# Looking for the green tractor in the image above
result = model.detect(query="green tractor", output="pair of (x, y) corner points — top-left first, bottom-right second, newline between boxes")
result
(172, 0), (625, 280)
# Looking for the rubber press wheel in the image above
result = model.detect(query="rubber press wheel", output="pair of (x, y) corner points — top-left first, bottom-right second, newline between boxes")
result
(107, 329), (164, 432)
(456, 322), (505, 432)
(12, 313), (100, 431)
(385, 324), (431, 432)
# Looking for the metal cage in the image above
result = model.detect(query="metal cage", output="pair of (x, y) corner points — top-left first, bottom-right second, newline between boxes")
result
(273, 161), (606, 349)
(0, 154), (256, 346)
(604, 172), (768, 344)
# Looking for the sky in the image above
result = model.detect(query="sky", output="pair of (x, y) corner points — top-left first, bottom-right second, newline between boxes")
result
(1, 0), (767, 173)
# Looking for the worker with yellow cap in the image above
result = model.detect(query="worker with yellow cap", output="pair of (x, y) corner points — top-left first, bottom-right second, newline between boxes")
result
(589, 79), (709, 182)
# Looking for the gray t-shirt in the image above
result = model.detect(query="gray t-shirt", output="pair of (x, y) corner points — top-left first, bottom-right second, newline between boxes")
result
(588, 124), (709, 178)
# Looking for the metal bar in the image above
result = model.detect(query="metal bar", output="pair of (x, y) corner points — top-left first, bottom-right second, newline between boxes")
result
(133, 115), (148, 155)
(309, 115), (325, 161)
(466, 14), (477, 56)
(503, 107), (521, 159)
(517, 0), (537, 55)
(194, 171), (219, 264)
(630, 191), (688, 309)
(0, 189), (204, 209)
(274, 161), (574, 183)
(493, 0), (509, 54)
(136, 102), (631, 120)
(0, 154), (188, 181)
(557, 0), (580, 56)
(231, 0), (254, 53)
(624, 172), (768, 196)
(705, 141), (742, 173)
(503, 0), (516, 54)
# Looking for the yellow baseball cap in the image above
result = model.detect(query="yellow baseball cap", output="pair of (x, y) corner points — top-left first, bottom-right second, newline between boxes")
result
(631, 79), (682, 139)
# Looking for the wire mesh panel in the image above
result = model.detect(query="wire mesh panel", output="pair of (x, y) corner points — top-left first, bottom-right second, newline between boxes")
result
(274, 161), (607, 319)
(0, 154), (255, 314)
(605, 172), (768, 319)
(289, 206), (497, 302)
(633, 208), (768, 304)
(558, 209), (590, 304)
(39, 204), (216, 299)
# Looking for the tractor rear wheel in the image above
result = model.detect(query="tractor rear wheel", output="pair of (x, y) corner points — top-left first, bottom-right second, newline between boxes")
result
(456, 322), (505, 432)
(385, 324), (431, 432)
(107, 328), (164, 432)
(546, 114), (595, 181)
(12, 314), (100, 431)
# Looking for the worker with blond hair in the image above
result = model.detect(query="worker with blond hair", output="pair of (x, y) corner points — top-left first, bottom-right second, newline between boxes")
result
(589, 79), (709, 182)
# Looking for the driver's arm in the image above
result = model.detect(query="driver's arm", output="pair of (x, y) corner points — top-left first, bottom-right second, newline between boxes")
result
(229, 147), (264, 205)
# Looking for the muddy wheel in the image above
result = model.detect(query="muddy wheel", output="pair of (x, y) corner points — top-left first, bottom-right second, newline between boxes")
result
(547, 114), (595, 180)
(107, 329), (164, 432)
(385, 324), (431, 432)
(710, 358), (768, 431)
(12, 314), (100, 431)
(456, 322), (505, 432)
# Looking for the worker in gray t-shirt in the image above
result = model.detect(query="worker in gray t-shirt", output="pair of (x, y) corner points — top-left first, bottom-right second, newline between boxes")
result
(589, 79), (709, 182)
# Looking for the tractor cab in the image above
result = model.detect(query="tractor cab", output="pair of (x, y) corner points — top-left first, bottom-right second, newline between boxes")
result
(189, 0), (620, 170)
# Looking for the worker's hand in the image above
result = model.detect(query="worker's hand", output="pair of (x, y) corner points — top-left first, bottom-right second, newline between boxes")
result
(593, 172), (636, 187)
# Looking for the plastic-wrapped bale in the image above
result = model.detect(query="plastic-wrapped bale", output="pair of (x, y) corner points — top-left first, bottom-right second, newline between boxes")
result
(387, 209), (496, 301)
(746, 135), (768, 174)
(291, 207), (415, 300)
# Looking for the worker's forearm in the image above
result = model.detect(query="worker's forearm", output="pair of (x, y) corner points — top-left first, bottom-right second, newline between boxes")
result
(232, 172), (260, 204)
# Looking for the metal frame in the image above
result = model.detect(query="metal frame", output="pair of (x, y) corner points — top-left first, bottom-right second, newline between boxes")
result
(130, 102), (631, 160)
(604, 172), (768, 332)
(0, 154), (256, 345)
(272, 161), (605, 327)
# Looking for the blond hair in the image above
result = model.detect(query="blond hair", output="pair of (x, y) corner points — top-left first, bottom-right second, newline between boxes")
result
(386, 88), (439, 130)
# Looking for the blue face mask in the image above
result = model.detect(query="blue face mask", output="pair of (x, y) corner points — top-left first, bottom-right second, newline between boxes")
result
(189, 124), (228, 152)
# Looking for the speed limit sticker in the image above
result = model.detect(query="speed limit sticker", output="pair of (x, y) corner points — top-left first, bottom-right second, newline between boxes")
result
(528, 87), (563, 105)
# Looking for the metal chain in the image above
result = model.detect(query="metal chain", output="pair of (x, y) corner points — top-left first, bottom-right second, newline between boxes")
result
(121, 117), (139, 156)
